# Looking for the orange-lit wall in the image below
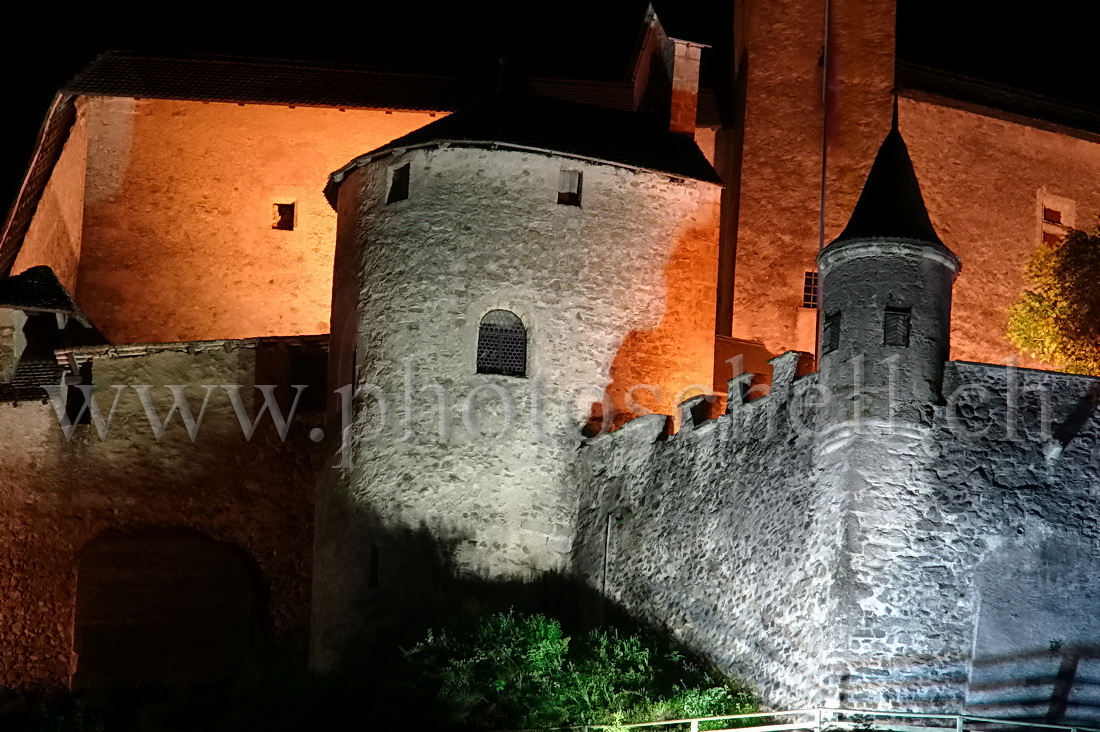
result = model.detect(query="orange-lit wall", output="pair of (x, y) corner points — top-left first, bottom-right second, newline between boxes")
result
(26, 98), (443, 344)
(730, 0), (894, 356)
(14, 99), (89, 292)
(903, 98), (1100, 368)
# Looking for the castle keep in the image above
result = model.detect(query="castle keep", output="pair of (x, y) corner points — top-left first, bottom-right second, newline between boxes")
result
(1, 1), (1099, 722)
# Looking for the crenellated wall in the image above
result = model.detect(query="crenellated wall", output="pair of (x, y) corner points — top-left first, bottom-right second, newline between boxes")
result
(570, 353), (1100, 716)
(572, 352), (847, 707)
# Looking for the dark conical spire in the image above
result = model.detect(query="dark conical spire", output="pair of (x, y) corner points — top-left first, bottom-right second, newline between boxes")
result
(834, 101), (943, 245)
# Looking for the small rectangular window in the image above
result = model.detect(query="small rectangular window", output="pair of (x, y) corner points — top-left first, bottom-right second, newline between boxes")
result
(883, 306), (911, 347)
(1042, 230), (1063, 246)
(271, 202), (296, 231)
(1043, 207), (1062, 225)
(822, 312), (841, 355)
(802, 271), (819, 308)
(387, 163), (410, 204)
(558, 170), (582, 206)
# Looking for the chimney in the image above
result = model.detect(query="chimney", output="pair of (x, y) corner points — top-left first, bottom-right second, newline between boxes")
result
(631, 4), (708, 136)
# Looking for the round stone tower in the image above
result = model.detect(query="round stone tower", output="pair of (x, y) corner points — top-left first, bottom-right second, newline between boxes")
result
(817, 119), (961, 427)
(813, 116), (969, 709)
(312, 94), (722, 665)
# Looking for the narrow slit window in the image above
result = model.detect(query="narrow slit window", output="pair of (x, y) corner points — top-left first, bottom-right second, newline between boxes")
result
(271, 202), (296, 231)
(1043, 207), (1062, 225)
(477, 310), (527, 376)
(883, 306), (912, 347)
(822, 312), (841, 355)
(368, 544), (380, 588)
(558, 170), (582, 206)
(289, 346), (328, 412)
(802, 271), (819, 308)
(387, 163), (410, 204)
(65, 362), (93, 426)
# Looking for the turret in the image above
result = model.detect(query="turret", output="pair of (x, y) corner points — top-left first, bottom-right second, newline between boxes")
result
(817, 113), (960, 427)
(313, 93), (722, 667)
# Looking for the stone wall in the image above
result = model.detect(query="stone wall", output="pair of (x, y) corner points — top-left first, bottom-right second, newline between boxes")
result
(902, 97), (1100, 368)
(727, 0), (1100, 371)
(834, 361), (1100, 717)
(730, 0), (895, 356)
(0, 338), (323, 688)
(571, 352), (845, 707)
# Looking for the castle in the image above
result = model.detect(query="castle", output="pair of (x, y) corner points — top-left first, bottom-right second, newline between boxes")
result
(1, 0), (1099, 723)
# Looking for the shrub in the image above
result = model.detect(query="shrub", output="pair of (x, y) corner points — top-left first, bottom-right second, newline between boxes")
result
(402, 610), (755, 730)
(1008, 226), (1100, 374)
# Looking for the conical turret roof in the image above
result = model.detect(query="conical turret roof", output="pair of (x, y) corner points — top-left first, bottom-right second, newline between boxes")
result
(833, 110), (944, 246)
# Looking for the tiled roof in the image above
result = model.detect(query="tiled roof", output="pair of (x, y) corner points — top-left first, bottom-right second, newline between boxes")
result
(0, 52), (723, 274)
(0, 358), (64, 403)
(64, 52), (471, 112)
(896, 61), (1100, 141)
(62, 51), (724, 125)
(328, 93), (723, 202)
(0, 266), (93, 325)
(833, 122), (945, 247)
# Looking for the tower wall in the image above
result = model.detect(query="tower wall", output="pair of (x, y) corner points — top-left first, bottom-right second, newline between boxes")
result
(730, 0), (895, 355)
(818, 238), (959, 425)
(311, 145), (720, 666)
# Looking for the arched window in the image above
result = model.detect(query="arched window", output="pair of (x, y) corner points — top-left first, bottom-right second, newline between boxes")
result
(476, 310), (527, 376)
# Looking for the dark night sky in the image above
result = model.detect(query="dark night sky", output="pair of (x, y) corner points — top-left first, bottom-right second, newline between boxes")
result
(0, 1), (1095, 212)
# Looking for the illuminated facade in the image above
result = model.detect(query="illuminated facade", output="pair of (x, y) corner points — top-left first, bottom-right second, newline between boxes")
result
(0, 1), (1099, 720)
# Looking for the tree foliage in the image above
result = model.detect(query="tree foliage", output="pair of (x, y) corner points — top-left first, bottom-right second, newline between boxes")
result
(402, 610), (756, 730)
(1008, 226), (1100, 375)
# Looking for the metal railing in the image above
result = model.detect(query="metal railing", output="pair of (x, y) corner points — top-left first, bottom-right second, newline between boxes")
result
(509, 707), (1100, 732)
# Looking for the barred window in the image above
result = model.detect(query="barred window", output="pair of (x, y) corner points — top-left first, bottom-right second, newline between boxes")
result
(883, 306), (912, 347)
(477, 310), (527, 376)
(822, 312), (841, 355)
(802, 271), (819, 308)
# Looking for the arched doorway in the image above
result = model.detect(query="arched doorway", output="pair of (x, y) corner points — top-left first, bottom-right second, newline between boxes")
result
(73, 528), (266, 687)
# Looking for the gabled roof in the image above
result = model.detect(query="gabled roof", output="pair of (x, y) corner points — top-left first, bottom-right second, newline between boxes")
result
(833, 111), (945, 247)
(896, 61), (1100, 143)
(326, 93), (723, 204)
(0, 51), (724, 275)
(0, 265), (95, 327)
(63, 51), (724, 122)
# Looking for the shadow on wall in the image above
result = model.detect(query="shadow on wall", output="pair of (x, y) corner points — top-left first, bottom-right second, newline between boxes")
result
(316, 506), (594, 662)
(587, 222), (720, 434)
(968, 646), (1100, 725)
(968, 535), (1100, 725)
